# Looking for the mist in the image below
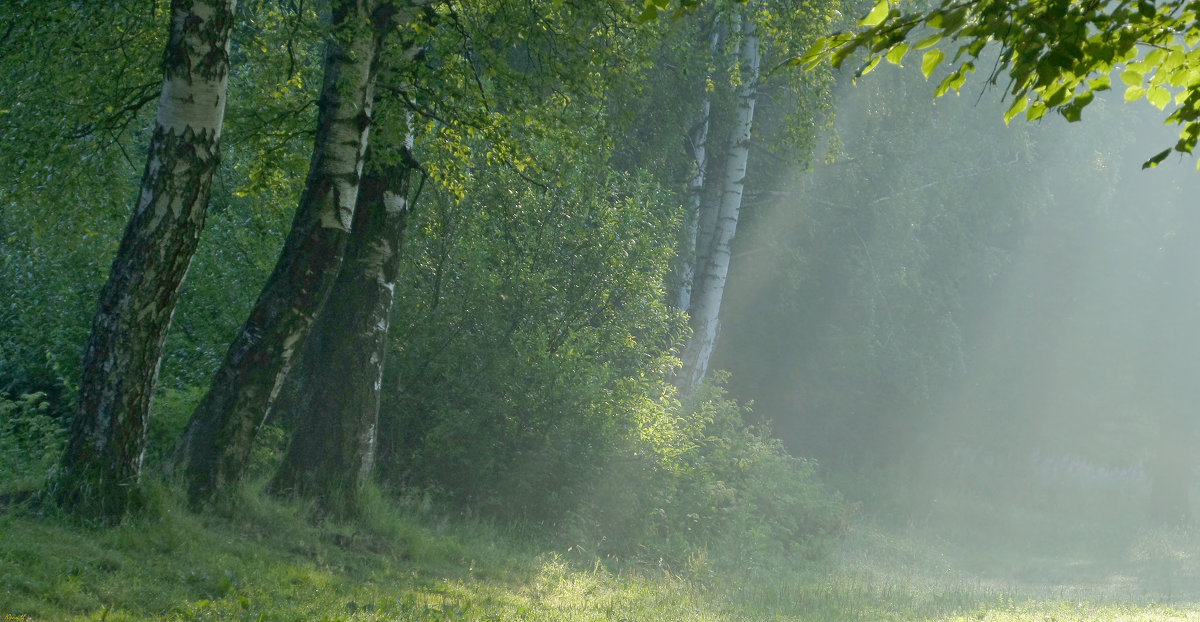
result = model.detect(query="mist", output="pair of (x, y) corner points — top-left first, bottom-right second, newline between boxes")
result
(719, 58), (1200, 598)
(10, 2), (1200, 619)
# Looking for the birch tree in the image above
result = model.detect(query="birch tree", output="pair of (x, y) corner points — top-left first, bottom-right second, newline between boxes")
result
(672, 22), (723, 312)
(55, 0), (237, 520)
(269, 144), (418, 511)
(666, 0), (839, 395)
(676, 7), (760, 394)
(177, 0), (401, 506)
(263, 0), (624, 509)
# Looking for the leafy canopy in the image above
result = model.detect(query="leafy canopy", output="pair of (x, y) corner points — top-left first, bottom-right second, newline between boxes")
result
(796, 0), (1200, 168)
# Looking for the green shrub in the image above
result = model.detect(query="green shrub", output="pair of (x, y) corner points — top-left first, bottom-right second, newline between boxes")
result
(141, 386), (205, 472)
(565, 374), (848, 570)
(0, 392), (66, 493)
(377, 148), (683, 527)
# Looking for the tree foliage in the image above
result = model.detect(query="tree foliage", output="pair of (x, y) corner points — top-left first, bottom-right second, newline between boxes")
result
(799, 0), (1200, 167)
(1, 2), (164, 400)
(1, 0), (849, 560)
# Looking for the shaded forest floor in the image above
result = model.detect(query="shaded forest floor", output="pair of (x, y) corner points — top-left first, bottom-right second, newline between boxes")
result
(3, 477), (1200, 621)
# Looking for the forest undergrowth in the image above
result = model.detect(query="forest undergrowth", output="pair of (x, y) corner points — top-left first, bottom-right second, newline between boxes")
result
(4, 464), (1200, 621)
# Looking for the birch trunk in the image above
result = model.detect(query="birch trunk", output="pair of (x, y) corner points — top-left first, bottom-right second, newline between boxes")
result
(269, 152), (415, 512)
(177, 0), (388, 506)
(56, 0), (236, 521)
(676, 11), (759, 395)
(672, 24), (723, 313)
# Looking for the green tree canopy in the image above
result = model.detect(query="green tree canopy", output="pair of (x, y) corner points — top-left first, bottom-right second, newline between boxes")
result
(799, 0), (1200, 168)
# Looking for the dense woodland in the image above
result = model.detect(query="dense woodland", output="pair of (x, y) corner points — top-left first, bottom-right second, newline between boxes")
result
(7, 0), (1200, 620)
(3, 0), (847, 552)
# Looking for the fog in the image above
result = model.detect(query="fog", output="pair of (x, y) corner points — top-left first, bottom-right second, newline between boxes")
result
(719, 59), (1200, 597)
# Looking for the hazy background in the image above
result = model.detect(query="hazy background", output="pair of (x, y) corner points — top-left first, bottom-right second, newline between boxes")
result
(715, 59), (1200, 598)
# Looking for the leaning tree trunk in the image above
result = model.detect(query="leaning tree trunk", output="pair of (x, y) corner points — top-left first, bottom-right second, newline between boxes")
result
(177, 0), (389, 507)
(671, 23), (723, 312)
(56, 0), (236, 521)
(269, 151), (416, 512)
(676, 10), (759, 395)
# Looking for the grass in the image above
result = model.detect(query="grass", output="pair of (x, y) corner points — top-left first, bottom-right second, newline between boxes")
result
(3, 475), (1200, 621)
(0, 481), (738, 622)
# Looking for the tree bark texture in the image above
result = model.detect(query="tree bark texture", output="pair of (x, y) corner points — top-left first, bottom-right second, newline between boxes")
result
(269, 156), (415, 512)
(56, 0), (236, 521)
(671, 25), (722, 313)
(676, 11), (759, 395)
(177, 0), (388, 506)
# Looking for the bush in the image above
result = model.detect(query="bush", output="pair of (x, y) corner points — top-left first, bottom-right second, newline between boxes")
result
(565, 374), (848, 570)
(376, 149), (683, 527)
(0, 392), (66, 494)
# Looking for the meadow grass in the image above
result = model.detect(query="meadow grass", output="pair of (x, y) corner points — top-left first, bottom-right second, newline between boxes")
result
(3, 475), (1200, 621)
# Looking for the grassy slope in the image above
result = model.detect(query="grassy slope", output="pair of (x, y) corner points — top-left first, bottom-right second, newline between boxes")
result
(3, 481), (1200, 621)
(0, 483), (748, 622)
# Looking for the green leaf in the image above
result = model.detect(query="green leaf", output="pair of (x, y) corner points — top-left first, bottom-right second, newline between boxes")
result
(939, 8), (967, 32)
(1043, 83), (1071, 108)
(1177, 122), (1200, 154)
(1120, 69), (1143, 86)
(915, 32), (942, 50)
(935, 73), (954, 97)
(1148, 85), (1171, 109)
(1004, 97), (1028, 124)
(795, 39), (830, 68)
(1088, 75), (1112, 91)
(1027, 101), (1048, 121)
(1125, 85), (1146, 101)
(831, 47), (853, 70)
(1170, 66), (1200, 88)
(855, 56), (882, 81)
(860, 0), (889, 27)
(1143, 148), (1171, 169)
(1059, 90), (1093, 122)
(952, 62), (974, 89)
(886, 43), (910, 66)
(1144, 48), (1167, 68)
(921, 49), (945, 79)
(1158, 52), (1184, 79)
(934, 64), (973, 97)
(1084, 38), (1116, 65)
(637, 0), (671, 21)
(637, 5), (658, 22)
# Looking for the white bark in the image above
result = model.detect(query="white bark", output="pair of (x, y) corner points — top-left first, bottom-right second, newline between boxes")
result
(677, 10), (759, 395)
(156, 2), (232, 138)
(178, 0), (386, 505)
(269, 139), (417, 510)
(674, 25), (723, 312)
(58, 0), (236, 520)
